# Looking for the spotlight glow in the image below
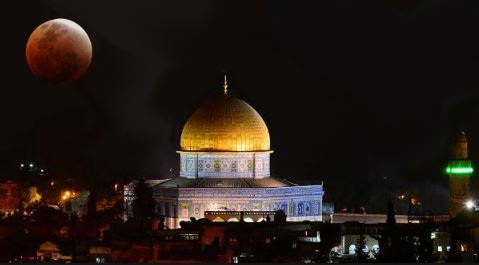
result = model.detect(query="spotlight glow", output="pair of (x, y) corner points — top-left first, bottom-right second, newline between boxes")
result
(465, 200), (475, 209)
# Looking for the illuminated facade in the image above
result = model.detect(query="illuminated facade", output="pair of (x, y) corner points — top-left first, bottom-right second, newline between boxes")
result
(125, 77), (324, 228)
(0, 181), (19, 214)
(447, 131), (473, 218)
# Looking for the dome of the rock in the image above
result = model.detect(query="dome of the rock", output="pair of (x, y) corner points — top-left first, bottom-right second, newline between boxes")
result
(180, 94), (270, 152)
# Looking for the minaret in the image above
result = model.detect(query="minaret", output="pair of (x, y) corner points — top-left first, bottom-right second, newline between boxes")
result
(447, 131), (474, 218)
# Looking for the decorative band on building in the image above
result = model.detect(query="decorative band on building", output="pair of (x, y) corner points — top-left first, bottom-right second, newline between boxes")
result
(178, 151), (272, 178)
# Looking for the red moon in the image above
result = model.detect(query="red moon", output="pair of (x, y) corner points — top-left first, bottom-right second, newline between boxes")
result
(26, 19), (92, 84)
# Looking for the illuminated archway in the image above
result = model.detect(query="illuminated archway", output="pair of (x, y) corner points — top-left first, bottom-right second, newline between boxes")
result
(243, 217), (254, 222)
(212, 217), (224, 222)
(227, 218), (239, 222)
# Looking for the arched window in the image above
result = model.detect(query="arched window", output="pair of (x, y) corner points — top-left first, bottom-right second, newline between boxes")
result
(298, 202), (304, 216)
(305, 202), (311, 214)
(349, 244), (356, 255)
(362, 245), (369, 253)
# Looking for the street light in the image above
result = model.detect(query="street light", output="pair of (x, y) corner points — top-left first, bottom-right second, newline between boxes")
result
(465, 200), (475, 209)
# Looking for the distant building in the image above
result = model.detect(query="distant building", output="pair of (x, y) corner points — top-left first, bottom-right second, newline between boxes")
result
(447, 131), (473, 218)
(330, 213), (409, 224)
(111, 243), (158, 263)
(328, 212), (449, 224)
(335, 221), (451, 262)
(178, 217), (333, 263)
(124, 77), (324, 228)
(0, 181), (19, 214)
(89, 246), (112, 263)
(36, 241), (71, 262)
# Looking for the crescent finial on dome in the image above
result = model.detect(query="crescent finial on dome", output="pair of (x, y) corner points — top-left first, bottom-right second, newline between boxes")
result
(223, 74), (228, 95)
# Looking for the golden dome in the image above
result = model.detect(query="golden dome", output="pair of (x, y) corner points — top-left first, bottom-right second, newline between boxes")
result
(180, 94), (270, 152)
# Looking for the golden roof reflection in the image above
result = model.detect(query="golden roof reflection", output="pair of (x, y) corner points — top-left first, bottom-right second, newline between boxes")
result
(180, 94), (270, 152)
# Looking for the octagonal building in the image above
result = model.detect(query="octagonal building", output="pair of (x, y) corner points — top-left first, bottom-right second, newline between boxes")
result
(125, 77), (324, 228)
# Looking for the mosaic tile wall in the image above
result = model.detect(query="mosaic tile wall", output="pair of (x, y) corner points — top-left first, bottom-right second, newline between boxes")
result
(152, 184), (324, 228)
(179, 152), (271, 178)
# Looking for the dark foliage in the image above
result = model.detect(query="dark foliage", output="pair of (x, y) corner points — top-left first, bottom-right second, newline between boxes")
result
(131, 179), (156, 219)
(86, 191), (97, 220)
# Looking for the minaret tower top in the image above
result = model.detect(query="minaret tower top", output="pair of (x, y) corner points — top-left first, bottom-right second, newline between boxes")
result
(452, 131), (468, 160)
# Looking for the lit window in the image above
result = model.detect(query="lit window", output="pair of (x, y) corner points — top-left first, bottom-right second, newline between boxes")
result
(362, 245), (369, 252)
(349, 245), (356, 255)
(438, 246), (443, 252)
(447, 246), (451, 251)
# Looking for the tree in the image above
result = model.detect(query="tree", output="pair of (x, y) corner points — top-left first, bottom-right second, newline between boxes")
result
(356, 225), (369, 262)
(374, 200), (400, 262)
(86, 191), (97, 219)
(132, 179), (156, 219)
(25, 186), (42, 206)
(159, 215), (166, 230)
(274, 210), (287, 223)
(29, 206), (69, 238)
(386, 199), (396, 225)
(447, 221), (463, 262)
(417, 227), (437, 263)
(374, 200), (416, 262)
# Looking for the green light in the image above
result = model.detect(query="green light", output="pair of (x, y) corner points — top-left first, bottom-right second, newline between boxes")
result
(445, 166), (474, 174)
(445, 160), (474, 175)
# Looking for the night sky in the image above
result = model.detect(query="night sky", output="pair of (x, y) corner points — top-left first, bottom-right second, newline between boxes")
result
(2, 0), (479, 213)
